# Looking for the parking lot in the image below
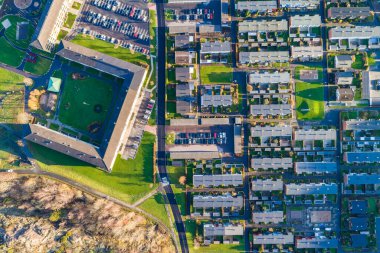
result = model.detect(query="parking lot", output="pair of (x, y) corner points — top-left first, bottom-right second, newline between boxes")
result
(175, 131), (227, 145)
(167, 125), (235, 154)
(123, 91), (155, 159)
(78, 0), (150, 54)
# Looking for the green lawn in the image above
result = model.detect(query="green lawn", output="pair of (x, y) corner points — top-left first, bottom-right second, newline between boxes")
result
(71, 1), (81, 9)
(167, 101), (176, 114)
(0, 127), (29, 169)
(23, 57), (52, 75)
(0, 37), (25, 67)
(1, 15), (34, 49)
(295, 81), (325, 120)
(149, 10), (157, 55)
(139, 193), (170, 227)
(57, 29), (68, 41)
(185, 220), (245, 253)
(28, 132), (157, 204)
(58, 73), (116, 132)
(200, 65), (233, 84)
(0, 67), (25, 123)
(71, 34), (149, 66)
(63, 13), (77, 29)
(352, 54), (365, 69)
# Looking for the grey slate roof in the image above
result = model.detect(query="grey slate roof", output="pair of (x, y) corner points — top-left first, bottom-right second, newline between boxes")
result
(30, 0), (67, 51)
(201, 41), (231, 54)
(251, 125), (293, 137)
(252, 211), (284, 224)
(344, 119), (380, 130)
(204, 224), (244, 237)
(168, 22), (197, 34)
(279, 0), (319, 8)
(329, 26), (380, 40)
(28, 40), (147, 170)
(351, 234), (368, 248)
(296, 237), (339, 249)
(176, 100), (193, 114)
(349, 200), (368, 215)
(234, 125), (242, 154)
(251, 158), (293, 170)
(285, 183), (338, 195)
(175, 35), (193, 48)
(362, 71), (380, 105)
(345, 152), (380, 163)
(335, 55), (354, 68)
(176, 82), (193, 97)
(251, 179), (284, 191)
(239, 51), (289, 64)
(295, 162), (337, 174)
(25, 124), (106, 168)
(201, 95), (233, 107)
(250, 104), (292, 116)
(349, 217), (369, 231)
(253, 233), (294, 245)
(291, 46), (323, 59)
(328, 7), (371, 19)
(290, 15), (321, 27)
(344, 173), (380, 185)
(239, 20), (288, 33)
(193, 174), (243, 187)
(237, 1), (277, 12)
(193, 194), (243, 209)
(248, 71), (290, 84)
(294, 129), (336, 141)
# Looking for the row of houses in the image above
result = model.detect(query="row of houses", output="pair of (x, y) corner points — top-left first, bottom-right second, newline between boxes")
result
(237, 0), (320, 13)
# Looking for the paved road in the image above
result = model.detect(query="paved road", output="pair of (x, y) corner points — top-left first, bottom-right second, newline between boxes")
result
(155, 1), (189, 252)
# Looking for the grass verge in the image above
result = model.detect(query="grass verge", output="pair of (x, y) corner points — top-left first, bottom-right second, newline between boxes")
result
(24, 57), (52, 75)
(28, 131), (157, 204)
(295, 81), (325, 120)
(139, 193), (171, 227)
(200, 64), (232, 84)
(71, 34), (149, 66)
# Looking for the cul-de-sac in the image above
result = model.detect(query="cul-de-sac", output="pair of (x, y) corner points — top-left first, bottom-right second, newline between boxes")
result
(0, 0), (380, 252)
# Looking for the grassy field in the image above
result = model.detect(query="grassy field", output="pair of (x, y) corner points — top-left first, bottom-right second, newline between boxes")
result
(139, 193), (170, 227)
(72, 1), (81, 9)
(1, 15), (34, 49)
(0, 68), (25, 123)
(185, 220), (245, 253)
(200, 65), (233, 84)
(0, 37), (25, 67)
(23, 57), (52, 75)
(71, 34), (149, 66)
(57, 29), (68, 41)
(63, 13), (77, 29)
(295, 81), (325, 120)
(149, 10), (157, 55)
(0, 127), (27, 169)
(58, 73), (115, 131)
(167, 166), (187, 215)
(352, 54), (365, 69)
(29, 132), (157, 204)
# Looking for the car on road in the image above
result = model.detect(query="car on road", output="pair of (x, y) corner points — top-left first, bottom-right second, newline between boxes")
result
(162, 177), (169, 186)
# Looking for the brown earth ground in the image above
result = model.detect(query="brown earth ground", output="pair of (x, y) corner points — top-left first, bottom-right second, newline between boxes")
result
(0, 174), (175, 253)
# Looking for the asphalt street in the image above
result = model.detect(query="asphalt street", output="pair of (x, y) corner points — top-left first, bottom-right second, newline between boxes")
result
(155, 1), (189, 252)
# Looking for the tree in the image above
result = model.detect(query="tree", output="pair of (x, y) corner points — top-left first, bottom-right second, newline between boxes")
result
(179, 176), (186, 185)
(23, 78), (34, 87)
(246, 84), (253, 93)
(165, 132), (176, 144)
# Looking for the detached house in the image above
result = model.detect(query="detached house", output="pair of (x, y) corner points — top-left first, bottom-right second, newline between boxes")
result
(335, 55), (354, 69)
